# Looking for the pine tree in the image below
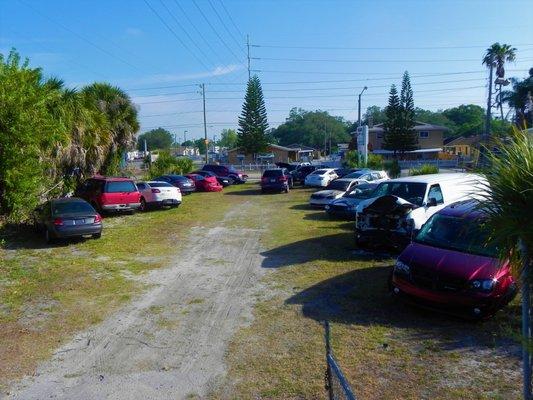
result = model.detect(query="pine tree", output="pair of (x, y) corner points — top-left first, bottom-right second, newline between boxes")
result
(238, 75), (269, 155)
(399, 71), (418, 152)
(383, 84), (402, 155)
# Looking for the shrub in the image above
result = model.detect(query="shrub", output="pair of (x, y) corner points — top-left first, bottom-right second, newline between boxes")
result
(384, 159), (401, 178)
(409, 164), (439, 176)
(148, 151), (193, 178)
(343, 150), (361, 168)
(367, 154), (384, 170)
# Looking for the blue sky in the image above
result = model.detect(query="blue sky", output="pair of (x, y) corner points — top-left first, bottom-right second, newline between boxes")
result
(1, 0), (532, 142)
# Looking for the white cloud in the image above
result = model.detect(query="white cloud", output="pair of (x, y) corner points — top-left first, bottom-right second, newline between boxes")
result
(132, 64), (243, 85)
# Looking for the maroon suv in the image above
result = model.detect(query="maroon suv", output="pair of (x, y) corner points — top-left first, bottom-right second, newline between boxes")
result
(75, 176), (141, 214)
(391, 200), (516, 319)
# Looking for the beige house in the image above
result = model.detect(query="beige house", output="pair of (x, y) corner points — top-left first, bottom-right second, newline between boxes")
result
(368, 121), (448, 159)
(443, 135), (481, 160)
(227, 144), (316, 165)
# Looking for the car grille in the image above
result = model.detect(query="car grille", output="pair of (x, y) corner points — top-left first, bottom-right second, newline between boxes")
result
(410, 265), (466, 292)
(368, 214), (399, 230)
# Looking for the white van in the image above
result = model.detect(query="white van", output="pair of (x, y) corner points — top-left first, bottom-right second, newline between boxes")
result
(354, 173), (488, 249)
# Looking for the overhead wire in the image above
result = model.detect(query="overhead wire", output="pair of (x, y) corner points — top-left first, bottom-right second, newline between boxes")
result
(206, 0), (246, 55)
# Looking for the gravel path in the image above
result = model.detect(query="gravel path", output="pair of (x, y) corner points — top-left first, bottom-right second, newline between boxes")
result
(7, 204), (266, 399)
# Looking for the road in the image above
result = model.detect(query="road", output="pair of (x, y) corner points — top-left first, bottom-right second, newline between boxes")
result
(7, 203), (266, 400)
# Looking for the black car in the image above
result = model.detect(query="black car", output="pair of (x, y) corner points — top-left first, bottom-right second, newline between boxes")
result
(153, 174), (196, 195)
(261, 168), (293, 193)
(291, 165), (323, 184)
(33, 197), (103, 243)
(192, 170), (232, 186)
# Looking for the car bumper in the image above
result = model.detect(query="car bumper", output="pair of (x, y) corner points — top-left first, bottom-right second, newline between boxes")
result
(309, 198), (332, 207)
(180, 187), (195, 194)
(262, 183), (288, 191)
(391, 274), (517, 318)
(355, 228), (411, 250)
(101, 203), (141, 211)
(151, 199), (182, 206)
(325, 208), (356, 220)
(205, 185), (223, 192)
(53, 224), (102, 238)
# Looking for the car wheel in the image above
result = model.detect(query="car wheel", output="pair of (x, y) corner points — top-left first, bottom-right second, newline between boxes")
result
(92, 232), (102, 239)
(139, 197), (147, 211)
(45, 229), (56, 244)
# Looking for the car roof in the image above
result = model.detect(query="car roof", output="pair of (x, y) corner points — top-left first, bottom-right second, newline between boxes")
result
(315, 168), (335, 173)
(439, 199), (484, 218)
(333, 178), (361, 183)
(384, 173), (481, 184)
(51, 197), (87, 204)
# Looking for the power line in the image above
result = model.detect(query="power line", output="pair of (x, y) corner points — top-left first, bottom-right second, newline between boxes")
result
(217, 0), (244, 39)
(206, 0), (246, 55)
(191, 0), (244, 64)
(253, 56), (533, 63)
(251, 43), (533, 50)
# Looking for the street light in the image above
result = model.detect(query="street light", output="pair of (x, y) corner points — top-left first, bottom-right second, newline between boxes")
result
(358, 86), (368, 127)
(183, 130), (188, 145)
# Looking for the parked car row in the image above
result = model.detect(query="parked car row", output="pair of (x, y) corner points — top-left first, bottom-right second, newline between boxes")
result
(33, 164), (247, 243)
(300, 170), (514, 319)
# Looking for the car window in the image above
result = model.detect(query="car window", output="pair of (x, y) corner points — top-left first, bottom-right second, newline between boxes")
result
(343, 171), (366, 179)
(263, 170), (282, 177)
(52, 201), (94, 215)
(361, 174), (372, 181)
(373, 182), (427, 206)
(371, 173), (382, 180)
(106, 181), (137, 193)
(327, 180), (351, 191)
(137, 183), (146, 190)
(149, 182), (173, 188)
(427, 184), (444, 204)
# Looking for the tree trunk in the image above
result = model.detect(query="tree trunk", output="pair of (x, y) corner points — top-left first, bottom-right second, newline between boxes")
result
(520, 238), (532, 400)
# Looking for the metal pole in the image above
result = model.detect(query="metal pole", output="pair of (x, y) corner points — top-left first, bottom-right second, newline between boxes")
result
(481, 59), (494, 167)
(247, 34), (251, 80)
(324, 321), (334, 400)
(358, 86), (367, 127)
(201, 83), (208, 165)
(324, 123), (327, 157)
(521, 239), (532, 400)
(184, 130), (188, 145)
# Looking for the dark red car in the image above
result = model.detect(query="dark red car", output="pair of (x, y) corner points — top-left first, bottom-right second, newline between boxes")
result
(75, 176), (141, 214)
(185, 173), (223, 192)
(391, 200), (516, 319)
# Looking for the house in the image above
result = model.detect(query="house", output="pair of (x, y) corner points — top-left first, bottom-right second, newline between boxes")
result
(227, 143), (316, 165)
(284, 143), (320, 160)
(443, 135), (482, 160)
(368, 121), (448, 159)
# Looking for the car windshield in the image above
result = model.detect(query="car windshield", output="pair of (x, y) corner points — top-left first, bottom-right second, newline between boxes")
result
(311, 169), (328, 176)
(106, 181), (137, 193)
(345, 184), (376, 199)
(372, 182), (427, 206)
(326, 180), (351, 191)
(263, 170), (282, 177)
(170, 176), (188, 182)
(52, 201), (94, 215)
(343, 171), (367, 179)
(149, 182), (173, 188)
(415, 213), (498, 257)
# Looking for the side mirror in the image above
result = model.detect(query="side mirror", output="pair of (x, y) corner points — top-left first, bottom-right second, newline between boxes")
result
(426, 197), (437, 207)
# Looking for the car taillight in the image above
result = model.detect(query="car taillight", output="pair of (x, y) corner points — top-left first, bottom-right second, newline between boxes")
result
(175, 187), (181, 192)
(278, 176), (288, 182)
(151, 188), (161, 193)
(94, 214), (102, 223)
(53, 217), (63, 226)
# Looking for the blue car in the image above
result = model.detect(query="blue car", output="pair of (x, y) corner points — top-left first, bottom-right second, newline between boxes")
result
(324, 183), (378, 220)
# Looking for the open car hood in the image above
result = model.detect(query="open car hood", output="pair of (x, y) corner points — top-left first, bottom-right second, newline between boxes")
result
(360, 195), (419, 216)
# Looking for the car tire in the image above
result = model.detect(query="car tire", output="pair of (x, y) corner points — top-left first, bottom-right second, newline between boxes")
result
(92, 233), (102, 239)
(139, 198), (147, 212)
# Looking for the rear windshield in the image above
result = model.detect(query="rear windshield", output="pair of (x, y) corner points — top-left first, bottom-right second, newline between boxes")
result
(327, 180), (351, 191)
(263, 170), (282, 177)
(415, 213), (498, 257)
(310, 169), (329, 175)
(149, 182), (173, 188)
(373, 182), (427, 206)
(53, 201), (94, 215)
(106, 181), (137, 193)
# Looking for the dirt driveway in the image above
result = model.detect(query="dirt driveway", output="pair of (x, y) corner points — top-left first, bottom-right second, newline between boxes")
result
(7, 203), (266, 400)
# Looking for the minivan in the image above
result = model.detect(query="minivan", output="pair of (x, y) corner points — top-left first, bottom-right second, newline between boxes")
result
(355, 173), (488, 250)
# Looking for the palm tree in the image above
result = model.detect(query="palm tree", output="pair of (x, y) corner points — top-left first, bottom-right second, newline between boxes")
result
(477, 129), (533, 399)
(482, 43), (517, 122)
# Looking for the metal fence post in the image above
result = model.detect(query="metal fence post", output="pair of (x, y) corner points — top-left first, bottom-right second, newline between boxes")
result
(324, 321), (334, 400)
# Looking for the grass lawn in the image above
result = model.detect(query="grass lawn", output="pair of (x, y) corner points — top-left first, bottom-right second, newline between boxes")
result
(218, 185), (522, 400)
(0, 184), (248, 389)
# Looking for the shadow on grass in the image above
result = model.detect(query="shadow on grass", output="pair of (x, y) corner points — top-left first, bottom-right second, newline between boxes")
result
(224, 188), (263, 196)
(285, 265), (521, 356)
(0, 223), (70, 250)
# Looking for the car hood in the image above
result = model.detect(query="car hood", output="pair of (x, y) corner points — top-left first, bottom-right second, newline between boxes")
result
(399, 242), (505, 280)
(329, 196), (365, 207)
(313, 189), (343, 198)
(357, 195), (418, 215)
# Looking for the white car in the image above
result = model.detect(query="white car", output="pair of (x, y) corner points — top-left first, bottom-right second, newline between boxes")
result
(304, 168), (338, 187)
(342, 169), (389, 184)
(309, 178), (361, 207)
(136, 181), (182, 211)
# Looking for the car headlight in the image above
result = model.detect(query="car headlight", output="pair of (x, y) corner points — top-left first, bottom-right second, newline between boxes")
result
(469, 279), (497, 293)
(394, 260), (410, 275)
(325, 205), (330, 210)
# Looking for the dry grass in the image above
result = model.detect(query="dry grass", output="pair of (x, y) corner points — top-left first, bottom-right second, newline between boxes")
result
(0, 185), (248, 389)
(217, 185), (522, 400)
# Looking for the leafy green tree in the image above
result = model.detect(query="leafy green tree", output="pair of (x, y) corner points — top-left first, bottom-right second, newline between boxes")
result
(238, 75), (269, 154)
(272, 108), (350, 149)
(137, 127), (173, 151)
(382, 85), (403, 156)
(218, 128), (238, 149)
(443, 104), (485, 137)
(363, 105), (387, 126)
(181, 140), (195, 147)
(399, 71), (418, 152)
(149, 150), (193, 178)
(502, 68), (533, 128)
(194, 138), (207, 154)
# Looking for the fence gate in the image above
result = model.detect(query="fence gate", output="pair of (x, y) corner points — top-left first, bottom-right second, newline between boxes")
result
(324, 321), (357, 400)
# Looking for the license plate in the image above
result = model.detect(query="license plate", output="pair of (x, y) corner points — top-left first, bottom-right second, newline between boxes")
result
(270, 179), (276, 182)
(74, 219), (86, 225)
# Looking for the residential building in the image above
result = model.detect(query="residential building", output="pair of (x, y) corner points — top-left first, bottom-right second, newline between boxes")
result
(368, 121), (448, 159)
(443, 135), (482, 160)
(227, 143), (317, 165)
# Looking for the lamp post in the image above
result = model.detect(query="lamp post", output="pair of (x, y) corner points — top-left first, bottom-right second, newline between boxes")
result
(358, 86), (368, 127)
(183, 130), (188, 145)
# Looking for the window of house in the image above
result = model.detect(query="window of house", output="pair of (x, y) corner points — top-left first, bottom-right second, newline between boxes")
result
(419, 131), (429, 138)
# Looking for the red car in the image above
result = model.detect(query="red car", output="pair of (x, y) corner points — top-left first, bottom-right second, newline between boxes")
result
(75, 176), (141, 213)
(185, 173), (223, 192)
(391, 200), (516, 319)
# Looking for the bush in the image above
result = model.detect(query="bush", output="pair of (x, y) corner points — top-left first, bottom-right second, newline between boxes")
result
(409, 164), (439, 176)
(366, 154), (384, 170)
(384, 159), (401, 178)
(148, 151), (193, 178)
(343, 150), (361, 168)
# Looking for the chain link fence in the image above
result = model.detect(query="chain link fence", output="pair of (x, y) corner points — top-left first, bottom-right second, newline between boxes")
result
(324, 321), (357, 400)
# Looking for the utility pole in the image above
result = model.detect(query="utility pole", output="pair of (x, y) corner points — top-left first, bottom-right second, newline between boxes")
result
(184, 130), (188, 145)
(247, 34), (251, 80)
(200, 83), (208, 165)
(358, 86), (368, 127)
(481, 57), (494, 167)
(324, 122), (327, 157)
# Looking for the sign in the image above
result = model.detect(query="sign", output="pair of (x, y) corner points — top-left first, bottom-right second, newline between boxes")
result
(356, 125), (369, 165)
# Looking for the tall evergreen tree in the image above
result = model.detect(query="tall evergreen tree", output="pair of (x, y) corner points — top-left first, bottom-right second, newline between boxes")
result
(399, 71), (418, 152)
(382, 84), (403, 156)
(238, 75), (268, 155)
